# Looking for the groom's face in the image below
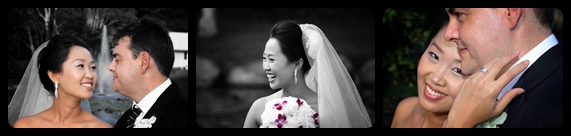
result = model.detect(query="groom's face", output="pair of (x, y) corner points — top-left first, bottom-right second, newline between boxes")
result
(444, 8), (512, 76)
(108, 37), (140, 95)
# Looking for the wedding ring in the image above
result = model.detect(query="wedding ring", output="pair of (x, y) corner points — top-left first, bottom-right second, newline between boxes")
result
(480, 67), (488, 74)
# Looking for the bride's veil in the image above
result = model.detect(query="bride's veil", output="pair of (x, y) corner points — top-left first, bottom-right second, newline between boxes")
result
(300, 24), (372, 128)
(8, 40), (92, 126)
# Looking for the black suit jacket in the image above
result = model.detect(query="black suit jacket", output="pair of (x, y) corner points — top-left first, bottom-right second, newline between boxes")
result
(114, 82), (188, 128)
(500, 41), (563, 128)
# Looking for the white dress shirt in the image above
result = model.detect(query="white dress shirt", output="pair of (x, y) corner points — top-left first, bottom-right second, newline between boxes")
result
(133, 78), (172, 125)
(497, 34), (558, 100)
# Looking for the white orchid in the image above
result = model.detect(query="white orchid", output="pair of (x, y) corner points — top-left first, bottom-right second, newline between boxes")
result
(475, 112), (508, 128)
(134, 115), (157, 128)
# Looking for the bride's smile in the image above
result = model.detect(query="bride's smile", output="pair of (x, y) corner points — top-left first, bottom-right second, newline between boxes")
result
(424, 83), (448, 100)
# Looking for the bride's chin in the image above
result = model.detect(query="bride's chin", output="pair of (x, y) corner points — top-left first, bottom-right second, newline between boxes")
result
(419, 97), (437, 110)
(270, 86), (282, 90)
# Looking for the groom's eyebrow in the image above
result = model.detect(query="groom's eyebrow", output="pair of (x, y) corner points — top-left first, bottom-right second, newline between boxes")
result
(447, 8), (456, 15)
(112, 53), (121, 58)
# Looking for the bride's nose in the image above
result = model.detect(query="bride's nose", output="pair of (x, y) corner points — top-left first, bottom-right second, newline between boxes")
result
(263, 63), (270, 71)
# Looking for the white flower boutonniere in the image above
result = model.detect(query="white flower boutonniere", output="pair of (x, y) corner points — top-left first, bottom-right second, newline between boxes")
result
(134, 115), (157, 128)
(475, 112), (507, 128)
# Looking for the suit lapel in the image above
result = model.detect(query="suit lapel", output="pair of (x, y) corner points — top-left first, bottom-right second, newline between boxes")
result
(142, 83), (181, 127)
(114, 107), (133, 128)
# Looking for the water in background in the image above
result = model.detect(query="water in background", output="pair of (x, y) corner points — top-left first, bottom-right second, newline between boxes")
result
(91, 25), (132, 126)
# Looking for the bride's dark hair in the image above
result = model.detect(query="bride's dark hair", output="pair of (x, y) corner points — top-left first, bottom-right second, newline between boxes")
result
(424, 13), (450, 48)
(38, 34), (90, 96)
(270, 20), (311, 74)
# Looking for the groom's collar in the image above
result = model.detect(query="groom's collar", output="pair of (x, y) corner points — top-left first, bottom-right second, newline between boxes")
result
(132, 78), (172, 114)
(497, 34), (558, 100)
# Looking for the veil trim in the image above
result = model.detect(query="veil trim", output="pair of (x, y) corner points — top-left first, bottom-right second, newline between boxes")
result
(299, 24), (372, 128)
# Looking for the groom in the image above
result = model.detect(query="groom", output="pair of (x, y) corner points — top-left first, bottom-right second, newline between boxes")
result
(109, 17), (188, 128)
(442, 8), (562, 127)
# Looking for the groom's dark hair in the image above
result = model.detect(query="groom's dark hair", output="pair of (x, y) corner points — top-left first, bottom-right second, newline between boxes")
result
(112, 17), (175, 78)
(533, 8), (556, 30)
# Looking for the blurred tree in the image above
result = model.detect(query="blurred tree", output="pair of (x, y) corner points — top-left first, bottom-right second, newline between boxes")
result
(8, 8), (186, 84)
(135, 8), (188, 32)
(383, 8), (444, 88)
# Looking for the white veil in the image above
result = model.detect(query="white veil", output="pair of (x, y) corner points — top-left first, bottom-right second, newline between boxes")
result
(299, 24), (372, 128)
(8, 40), (92, 127)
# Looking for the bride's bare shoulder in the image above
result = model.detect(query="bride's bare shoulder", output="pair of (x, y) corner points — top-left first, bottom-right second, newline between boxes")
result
(13, 116), (30, 128)
(391, 97), (419, 128)
(252, 90), (282, 108)
(244, 90), (282, 128)
(13, 115), (42, 128)
(83, 111), (112, 128)
(87, 119), (112, 128)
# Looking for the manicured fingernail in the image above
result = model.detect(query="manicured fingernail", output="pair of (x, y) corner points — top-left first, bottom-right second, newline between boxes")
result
(518, 89), (525, 94)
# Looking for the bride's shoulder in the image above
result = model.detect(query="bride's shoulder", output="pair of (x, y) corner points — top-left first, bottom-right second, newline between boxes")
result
(250, 90), (284, 111)
(395, 97), (420, 115)
(397, 97), (418, 108)
(13, 115), (41, 128)
(253, 91), (280, 106)
(391, 97), (419, 127)
(83, 111), (112, 128)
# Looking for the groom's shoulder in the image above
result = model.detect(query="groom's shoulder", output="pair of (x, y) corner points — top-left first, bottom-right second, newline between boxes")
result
(173, 92), (188, 105)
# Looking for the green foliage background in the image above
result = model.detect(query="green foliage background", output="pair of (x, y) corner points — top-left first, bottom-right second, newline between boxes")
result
(383, 8), (444, 88)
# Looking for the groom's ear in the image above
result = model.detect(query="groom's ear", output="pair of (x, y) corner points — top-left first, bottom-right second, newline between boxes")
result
(504, 8), (522, 30)
(138, 51), (151, 74)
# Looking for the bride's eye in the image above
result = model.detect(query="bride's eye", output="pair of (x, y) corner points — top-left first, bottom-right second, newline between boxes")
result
(429, 52), (439, 61)
(453, 67), (461, 73)
(452, 67), (466, 76)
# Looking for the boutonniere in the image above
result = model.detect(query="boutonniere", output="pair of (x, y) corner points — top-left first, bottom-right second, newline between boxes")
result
(475, 112), (508, 128)
(134, 115), (157, 128)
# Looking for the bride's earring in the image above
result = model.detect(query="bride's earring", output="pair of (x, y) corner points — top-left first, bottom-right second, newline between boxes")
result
(54, 82), (58, 99)
(294, 69), (298, 84)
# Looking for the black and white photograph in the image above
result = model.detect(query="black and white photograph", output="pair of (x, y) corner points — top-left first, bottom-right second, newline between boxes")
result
(196, 8), (376, 128)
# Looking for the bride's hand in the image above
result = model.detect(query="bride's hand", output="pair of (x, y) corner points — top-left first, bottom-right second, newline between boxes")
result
(443, 51), (529, 128)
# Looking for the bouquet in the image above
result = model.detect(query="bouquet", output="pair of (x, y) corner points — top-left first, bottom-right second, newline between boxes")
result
(260, 96), (319, 128)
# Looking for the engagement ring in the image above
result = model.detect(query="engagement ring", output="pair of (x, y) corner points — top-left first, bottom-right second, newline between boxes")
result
(480, 67), (488, 74)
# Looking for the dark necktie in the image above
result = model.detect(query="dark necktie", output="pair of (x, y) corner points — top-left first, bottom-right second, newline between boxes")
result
(126, 104), (142, 128)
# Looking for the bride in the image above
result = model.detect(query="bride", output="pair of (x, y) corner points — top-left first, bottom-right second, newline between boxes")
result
(243, 20), (371, 128)
(8, 34), (111, 128)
